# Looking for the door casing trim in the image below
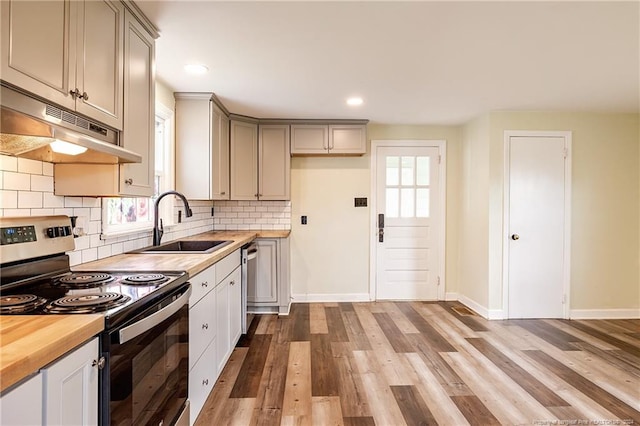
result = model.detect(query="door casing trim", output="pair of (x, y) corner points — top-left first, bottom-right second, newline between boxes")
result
(369, 139), (447, 301)
(502, 130), (572, 319)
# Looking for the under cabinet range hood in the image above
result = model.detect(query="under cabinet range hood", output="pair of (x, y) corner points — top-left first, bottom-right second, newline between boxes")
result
(0, 84), (142, 164)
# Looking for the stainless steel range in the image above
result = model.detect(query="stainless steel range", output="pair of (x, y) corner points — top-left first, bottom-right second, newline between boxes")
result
(0, 216), (191, 426)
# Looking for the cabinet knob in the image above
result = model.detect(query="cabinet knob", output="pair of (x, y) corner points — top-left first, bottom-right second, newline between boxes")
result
(79, 91), (89, 101)
(69, 88), (81, 99)
(202, 323), (209, 329)
(124, 178), (133, 185)
(221, 191), (226, 195)
(202, 379), (209, 386)
(92, 357), (106, 370)
(230, 280), (235, 286)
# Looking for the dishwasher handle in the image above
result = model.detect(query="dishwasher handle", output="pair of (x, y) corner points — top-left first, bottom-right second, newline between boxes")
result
(117, 286), (191, 344)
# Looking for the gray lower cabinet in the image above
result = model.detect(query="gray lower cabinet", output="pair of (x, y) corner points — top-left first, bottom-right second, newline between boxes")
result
(248, 237), (291, 315)
(188, 249), (242, 425)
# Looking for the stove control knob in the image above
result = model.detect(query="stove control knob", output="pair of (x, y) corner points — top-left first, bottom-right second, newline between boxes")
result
(46, 227), (56, 238)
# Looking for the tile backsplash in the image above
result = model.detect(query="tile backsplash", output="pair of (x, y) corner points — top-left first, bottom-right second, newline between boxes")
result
(0, 155), (291, 266)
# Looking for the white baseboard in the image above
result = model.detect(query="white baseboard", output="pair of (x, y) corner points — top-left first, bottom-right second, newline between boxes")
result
(291, 293), (372, 303)
(569, 308), (640, 319)
(445, 292), (458, 301)
(457, 295), (490, 319)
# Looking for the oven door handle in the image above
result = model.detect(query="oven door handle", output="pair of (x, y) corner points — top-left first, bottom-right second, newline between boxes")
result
(117, 286), (192, 344)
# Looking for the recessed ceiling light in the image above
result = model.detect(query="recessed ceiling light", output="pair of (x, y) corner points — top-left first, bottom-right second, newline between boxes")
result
(184, 64), (209, 75)
(346, 97), (363, 106)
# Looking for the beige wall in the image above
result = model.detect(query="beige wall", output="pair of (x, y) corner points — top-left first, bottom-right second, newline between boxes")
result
(459, 115), (491, 307)
(487, 112), (640, 312)
(290, 124), (462, 299)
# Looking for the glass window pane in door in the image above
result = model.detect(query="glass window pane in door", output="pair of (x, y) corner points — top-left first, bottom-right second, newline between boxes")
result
(416, 157), (430, 185)
(416, 188), (430, 217)
(386, 188), (399, 218)
(401, 157), (414, 186)
(400, 188), (415, 218)
(386, 157), (399, 185)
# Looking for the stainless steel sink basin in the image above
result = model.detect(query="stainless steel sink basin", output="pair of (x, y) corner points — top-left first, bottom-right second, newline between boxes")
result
(132, 240), (232, 254)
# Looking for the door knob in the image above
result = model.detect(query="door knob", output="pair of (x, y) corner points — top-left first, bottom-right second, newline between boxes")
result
(511, 234), (520, 240)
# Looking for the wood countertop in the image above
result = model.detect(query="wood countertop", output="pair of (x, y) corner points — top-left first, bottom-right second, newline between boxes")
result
(0, 315), (104, 393)
(74, 230), (291, 279)
(1, 230), (290, 393)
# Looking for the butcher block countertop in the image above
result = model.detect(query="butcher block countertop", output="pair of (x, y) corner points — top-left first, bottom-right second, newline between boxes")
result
(0, 315), (104, 392)
(0, 230), (290, 393)
(74, 230), (290, 277)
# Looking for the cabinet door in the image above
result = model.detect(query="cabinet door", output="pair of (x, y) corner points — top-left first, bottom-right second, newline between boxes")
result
(189, 289), (216, 371)
(120, 10), (155, 197)
(176, 94), (213, 200)
(0, 0), (76, 110)
(259, 125), (290, 200)
(43, 338), (99, 426)
(75, 0), (124, 130)
(230, 120), (258, 200)
(328, 124), (367, 154)
(290, 125), (328, 154)
(212, 106), (230, 200)
(215, 279), (230, 372)
(250, 239), (278, 305)
(189, 338), (216, 426)
(228, 267), (243, 347)
(0, 372), (43, 425)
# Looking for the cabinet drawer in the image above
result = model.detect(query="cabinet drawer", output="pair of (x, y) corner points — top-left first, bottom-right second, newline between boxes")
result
(188, 338), (217, 425)
(190, 265), (216, 305)
(215, 249), (241, 284)
(189, 289), (216, 371)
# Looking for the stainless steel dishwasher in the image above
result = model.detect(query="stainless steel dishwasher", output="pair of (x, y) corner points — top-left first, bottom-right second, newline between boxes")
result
(241, 242), (257, 333)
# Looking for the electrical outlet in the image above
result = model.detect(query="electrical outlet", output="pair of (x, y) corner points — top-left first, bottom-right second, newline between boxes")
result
(301, 215), (307, 225)
(354, 197), (368, 207)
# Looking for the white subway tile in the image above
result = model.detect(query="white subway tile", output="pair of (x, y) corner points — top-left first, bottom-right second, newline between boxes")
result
(97, 245), (112, 259)
(1, 190), (17, 209)
(64, 197), (83, 208)
(90, 207), (101, 221)
(74, 235), (91, 250)
(30, 175), (54, 192)
(3, 208), (29, 217)
(30, 208), (54, 216)
(43, 193), (65, 208)
(68, 250), (82, 266)
(83, 197), (100, 208)
(3, 172), (30, 190)
(0, 155), (17, 172)
(53, 207), (74, 216)
(110, 242), (124, 255)
(90, 234), (102, 247)
(42, 162), (54, 176)
(17, 158), (42, 175)
(18, 191), (43, 208)
(243, 207), (256, 212)
(81, 248), (98, 263)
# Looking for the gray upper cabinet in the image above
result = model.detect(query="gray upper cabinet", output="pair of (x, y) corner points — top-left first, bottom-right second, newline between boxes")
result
(176, 93), (230, 200)
(290, 124), (367, 155)
(1, 0), (124, 130)
(230, 119), (259, 200)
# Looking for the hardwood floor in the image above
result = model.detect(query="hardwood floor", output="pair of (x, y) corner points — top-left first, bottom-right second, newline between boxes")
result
(194, 302), (640, 425)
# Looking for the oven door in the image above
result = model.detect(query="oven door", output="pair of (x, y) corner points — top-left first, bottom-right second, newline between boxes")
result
(102, 284), (191, 426)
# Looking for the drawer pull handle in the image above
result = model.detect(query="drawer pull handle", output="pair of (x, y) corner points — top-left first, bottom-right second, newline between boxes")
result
(201, 281), (208, 287)
(124, 178), (133, 185)
(202, 323), (208, 329)
(203, 379), (209, 386)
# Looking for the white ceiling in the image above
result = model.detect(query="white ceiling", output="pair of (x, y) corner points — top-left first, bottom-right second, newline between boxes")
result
(136, 1), (639, 125)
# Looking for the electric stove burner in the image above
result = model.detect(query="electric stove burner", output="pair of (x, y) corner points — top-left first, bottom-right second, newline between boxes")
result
(121, 273), (169, 286)
(44, 292), (131, 314)
(58, 273), (115, 289)
(0, 294), (47, 314)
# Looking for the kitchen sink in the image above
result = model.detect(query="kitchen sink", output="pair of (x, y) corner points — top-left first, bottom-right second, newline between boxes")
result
(132, 240), (232, 254)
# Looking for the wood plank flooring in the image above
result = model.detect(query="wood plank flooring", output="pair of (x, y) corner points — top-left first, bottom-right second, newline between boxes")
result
(194, 302), (640, 425)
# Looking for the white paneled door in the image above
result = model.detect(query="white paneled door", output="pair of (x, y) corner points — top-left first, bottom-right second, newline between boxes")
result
(506, 132), (571, 318)
(374, 144), (442, 300)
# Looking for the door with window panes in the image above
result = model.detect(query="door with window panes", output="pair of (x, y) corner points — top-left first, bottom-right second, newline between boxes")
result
(375, 146), (440, 300)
